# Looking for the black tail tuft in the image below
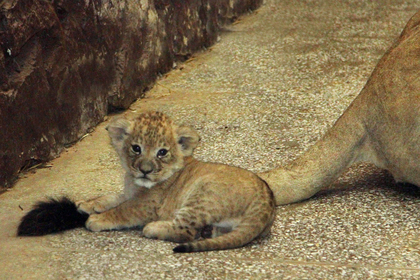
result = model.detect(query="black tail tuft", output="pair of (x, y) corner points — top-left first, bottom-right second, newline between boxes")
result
(173, 244), (190, 253)
(17, 197), (89, 236)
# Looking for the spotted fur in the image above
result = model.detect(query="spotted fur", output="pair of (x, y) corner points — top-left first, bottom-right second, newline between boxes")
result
(77, 111), (275, 252)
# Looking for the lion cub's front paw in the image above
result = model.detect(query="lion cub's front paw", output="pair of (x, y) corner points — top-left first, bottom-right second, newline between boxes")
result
(85, 214), (115, 232)
(77, 200), (107, 215)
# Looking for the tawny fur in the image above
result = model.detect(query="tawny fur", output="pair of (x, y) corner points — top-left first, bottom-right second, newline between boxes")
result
(259, 11), (420, 206)
(77, 111), (275, 252)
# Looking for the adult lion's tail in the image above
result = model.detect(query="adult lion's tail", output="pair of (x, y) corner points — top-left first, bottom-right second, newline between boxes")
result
(259, 10), (420, 206)
(259, 87), (373, 206)
(17, 197), (88, 236)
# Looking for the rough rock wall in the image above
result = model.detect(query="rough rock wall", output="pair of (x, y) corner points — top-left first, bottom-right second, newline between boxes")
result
(0, 0), (262, 188)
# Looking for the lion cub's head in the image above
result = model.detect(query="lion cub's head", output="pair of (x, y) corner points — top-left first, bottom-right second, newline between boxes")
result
(106, 111), (199, 188)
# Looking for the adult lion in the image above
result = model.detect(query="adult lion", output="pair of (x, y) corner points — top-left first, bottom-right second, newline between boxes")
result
(259, 11), (420, 206)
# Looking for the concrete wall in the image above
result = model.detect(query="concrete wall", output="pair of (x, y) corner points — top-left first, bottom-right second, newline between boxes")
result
(0, 0), (262, 188)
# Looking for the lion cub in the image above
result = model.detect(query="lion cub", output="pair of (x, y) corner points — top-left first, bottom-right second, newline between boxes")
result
(77, 111), (275, 252)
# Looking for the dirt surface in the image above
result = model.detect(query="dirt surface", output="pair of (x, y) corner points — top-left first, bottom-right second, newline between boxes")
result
(2, 0), (420, 279)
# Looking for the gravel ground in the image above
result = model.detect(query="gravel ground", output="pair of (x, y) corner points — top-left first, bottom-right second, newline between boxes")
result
(2, 0), (420, 279)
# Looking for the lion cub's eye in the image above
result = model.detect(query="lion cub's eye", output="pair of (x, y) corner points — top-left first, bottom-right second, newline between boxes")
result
(131, 145), (141, 155)
(157, 149), (168, 157)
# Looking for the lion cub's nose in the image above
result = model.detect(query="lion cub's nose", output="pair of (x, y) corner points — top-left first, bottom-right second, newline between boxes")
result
(139, 162), (153, 175)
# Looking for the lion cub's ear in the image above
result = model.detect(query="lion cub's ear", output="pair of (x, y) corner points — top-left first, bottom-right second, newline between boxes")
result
(106, 118), (133, 148)
(175, 126), (200, 156)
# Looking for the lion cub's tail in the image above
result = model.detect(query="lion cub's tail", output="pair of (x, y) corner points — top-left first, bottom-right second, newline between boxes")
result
(17, 197), (88, 236)
(173, 222), (272, 253)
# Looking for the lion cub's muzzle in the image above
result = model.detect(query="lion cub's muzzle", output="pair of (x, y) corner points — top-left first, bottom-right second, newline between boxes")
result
(135, 160), (155, 177)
